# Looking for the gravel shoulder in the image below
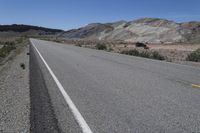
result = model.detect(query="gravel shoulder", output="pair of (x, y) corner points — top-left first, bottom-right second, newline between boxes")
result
(0, 46), (30, 132)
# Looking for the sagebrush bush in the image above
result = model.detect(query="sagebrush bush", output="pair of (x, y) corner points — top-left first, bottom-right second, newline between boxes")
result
(16, 38), (24, 44)
(107, 47), (113, 52)
(96, 43), (107, 50)
(76, 43), (82, 47)
(0, 41), (16, 57)
(186, 48), (200, 62)
(121, 49), (165, 60)
(140, 51), (150, 58)
(151, 51), (165, 60)
(121, 49), (139, 56)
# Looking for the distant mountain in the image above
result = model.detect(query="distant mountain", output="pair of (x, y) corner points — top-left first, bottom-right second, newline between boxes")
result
(60, 18), (200, 44)
(0, 24), (63, 33)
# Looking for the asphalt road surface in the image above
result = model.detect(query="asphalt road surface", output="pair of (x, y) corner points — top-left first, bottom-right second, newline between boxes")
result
(30, 39), (200, 133)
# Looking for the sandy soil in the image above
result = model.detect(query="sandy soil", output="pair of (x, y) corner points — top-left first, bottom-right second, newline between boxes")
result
(149, 44), (200, 51)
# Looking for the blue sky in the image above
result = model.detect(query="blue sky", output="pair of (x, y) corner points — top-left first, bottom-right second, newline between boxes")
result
(0, 0), (200, 30)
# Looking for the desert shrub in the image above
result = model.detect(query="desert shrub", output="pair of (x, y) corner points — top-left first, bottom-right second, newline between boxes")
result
(0, 41), (16, 57)
(186, 48), (200, 62)
(140, 51), (151, 58)
(151, 51), (165, 60)
(121, 49), (165, 60)
(16, 38), (24, 43)
(55, 40), (62, 43)
(120, 50), (128, 55)
(107, 47), (114, 52)
(96, 43), (107, 50)
(76, 43), (82, 47)
(121, 49), (139, 56)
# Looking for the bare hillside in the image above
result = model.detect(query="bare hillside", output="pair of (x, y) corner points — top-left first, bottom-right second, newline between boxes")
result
(60, 18), (200, 44)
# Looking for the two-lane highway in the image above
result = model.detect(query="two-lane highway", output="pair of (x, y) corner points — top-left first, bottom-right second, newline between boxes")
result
(30, 39), (200, 133)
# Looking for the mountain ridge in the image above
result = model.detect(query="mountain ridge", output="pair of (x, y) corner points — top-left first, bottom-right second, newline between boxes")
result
(0, 24), (63, 33)
(60, 18), (200, 44)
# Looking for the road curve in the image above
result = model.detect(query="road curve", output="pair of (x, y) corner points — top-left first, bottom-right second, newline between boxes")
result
(30, 39), (200, 133)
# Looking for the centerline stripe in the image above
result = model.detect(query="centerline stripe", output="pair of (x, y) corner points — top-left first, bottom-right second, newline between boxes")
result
(192, 84), (200, 88)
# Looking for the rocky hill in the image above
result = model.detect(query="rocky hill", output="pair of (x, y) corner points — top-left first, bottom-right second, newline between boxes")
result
(60, 18), (200, 44)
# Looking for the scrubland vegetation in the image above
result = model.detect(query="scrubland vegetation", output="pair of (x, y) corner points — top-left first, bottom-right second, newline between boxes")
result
(0, 37), (28, 62)
(186, 48), (200, 62)
(121, 49), (165, 60)
(41, 38), (200, 63)
(96, 43), (107, 50)
(0, 42), (16, 58)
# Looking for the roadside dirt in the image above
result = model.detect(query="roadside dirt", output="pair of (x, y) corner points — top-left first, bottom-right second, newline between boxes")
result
(0, 46), (30, 132)
(42, 38), (200, 66)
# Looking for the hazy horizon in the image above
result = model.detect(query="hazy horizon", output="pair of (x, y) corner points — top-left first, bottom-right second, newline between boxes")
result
(1, 17), (200, 31)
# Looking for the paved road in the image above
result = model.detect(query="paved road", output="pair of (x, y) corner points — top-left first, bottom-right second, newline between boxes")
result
(30, 39), (200, 133)
(30, 44), (60, 133)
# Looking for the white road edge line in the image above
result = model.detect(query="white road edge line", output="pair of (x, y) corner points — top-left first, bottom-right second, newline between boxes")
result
(31, 39), (93, 133)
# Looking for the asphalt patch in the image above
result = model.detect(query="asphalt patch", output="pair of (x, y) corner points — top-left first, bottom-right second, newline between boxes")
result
(30, 45), (60, 133)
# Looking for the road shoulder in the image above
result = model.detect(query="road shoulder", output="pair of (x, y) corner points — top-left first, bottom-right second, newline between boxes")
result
(0, 46), (30, 132)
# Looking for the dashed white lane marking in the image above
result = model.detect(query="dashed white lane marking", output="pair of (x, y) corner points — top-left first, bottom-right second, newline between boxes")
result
(31, 39), (93, 133)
